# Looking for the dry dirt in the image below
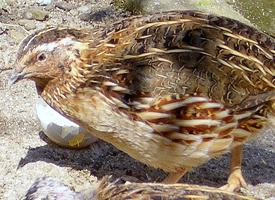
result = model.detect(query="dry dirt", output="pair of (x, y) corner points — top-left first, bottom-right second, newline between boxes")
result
(0, 0), (274, 199)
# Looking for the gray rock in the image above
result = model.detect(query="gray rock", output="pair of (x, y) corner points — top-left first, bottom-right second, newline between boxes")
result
(79, 13), (91, 22)
(37, 0), (53, 6)
(77, 4), (93, 14)
(69, 9), (79, 17)
(55, 1), (74, 11)
(24, 8), (49, 21)
(8, 29), (27, 43)
(18, 19), (36, 30)
(36, 21), (48, 30)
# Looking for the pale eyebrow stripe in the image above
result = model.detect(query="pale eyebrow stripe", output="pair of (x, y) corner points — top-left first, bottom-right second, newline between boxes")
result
(36, 42), (59, 52)
(34, 38), (75, 52)
(23, 27), (56, 51)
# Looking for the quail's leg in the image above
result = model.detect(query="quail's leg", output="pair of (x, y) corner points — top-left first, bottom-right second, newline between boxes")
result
(221, 145), (248, 192)
(162, 169), (188, 184)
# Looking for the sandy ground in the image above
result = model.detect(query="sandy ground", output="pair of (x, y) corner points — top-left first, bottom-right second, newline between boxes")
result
(0, 0), (274, 199)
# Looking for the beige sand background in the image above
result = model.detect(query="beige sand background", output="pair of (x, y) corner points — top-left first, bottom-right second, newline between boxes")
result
(0, 0), (274, 199)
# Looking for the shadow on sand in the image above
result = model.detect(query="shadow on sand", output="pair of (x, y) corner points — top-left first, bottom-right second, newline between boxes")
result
(18, 131), (275, 187)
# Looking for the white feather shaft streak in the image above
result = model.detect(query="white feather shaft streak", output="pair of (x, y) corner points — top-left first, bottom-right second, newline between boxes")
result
(242, 73), (256, 87)
(262, 76), (275, 88)
(263, 65), (274, 76)
(123, 52), (157, 59)
(161, 101), (185, 111)
(151, 124), (179, 132)
(173, 119), (221, 127)
(160, 97), (210, 111)
(133, 104), (151, 110)
(213, 110), (230, 119)
(230, 128), (252, 138)
(218, 44), (263, 66)
(254, 63), (266, 76)
(103, 81), (117, 87)
(155, 57), (174, 65)
(149, 45), (203, 52)
(110, 97), (129, 109)
(136, 34), (153, 39)
(123, 46), (206, 60)
(111, 86), (130, 93)
(223, 32), (258, 44)
(148, 48), (192, 54)
(138, 97), (154, 104)
(135, 20), (192, 32)
(217, 58), (234, 69)
(254, 44), (273, 59)
(198, 102), (223, 109)
(181, 97), (208, 104)
(168, 132), (201, 141)
(137, 112), (171, 120)
(115, 69), (129, 75)
(104, 43), (116, 48)
(214, 122), (237, 132)
(234, 112), (252, 121)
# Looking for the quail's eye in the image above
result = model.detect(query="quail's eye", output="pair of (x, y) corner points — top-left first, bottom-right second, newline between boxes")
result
(37, 53), (47, 61)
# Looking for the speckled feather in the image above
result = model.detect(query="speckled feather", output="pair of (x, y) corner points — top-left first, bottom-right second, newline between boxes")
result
(14, 11), (275, 172)
(25, 176), (256, 200)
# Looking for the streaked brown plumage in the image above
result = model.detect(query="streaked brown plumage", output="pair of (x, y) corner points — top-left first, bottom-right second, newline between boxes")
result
(11, 10), (275, 192)
(25, 176), (257, 200)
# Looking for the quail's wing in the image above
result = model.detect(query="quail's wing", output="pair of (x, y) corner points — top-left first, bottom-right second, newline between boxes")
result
(90, 10), (274, 107)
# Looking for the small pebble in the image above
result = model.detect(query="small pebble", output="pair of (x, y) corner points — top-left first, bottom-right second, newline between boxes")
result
(18, 19), (36, 30)
(55, 1), (74, 11)
(24, 8), (49, 21)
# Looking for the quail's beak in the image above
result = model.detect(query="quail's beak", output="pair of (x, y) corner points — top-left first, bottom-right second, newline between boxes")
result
(9, 64), (28, 85)
(9, 70), (24, 84)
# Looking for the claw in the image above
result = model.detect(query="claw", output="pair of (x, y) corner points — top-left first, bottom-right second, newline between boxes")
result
(220, 168), (248, 192)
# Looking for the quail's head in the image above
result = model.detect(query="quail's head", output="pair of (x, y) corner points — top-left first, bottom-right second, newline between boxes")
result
(10, 28), (90, 93)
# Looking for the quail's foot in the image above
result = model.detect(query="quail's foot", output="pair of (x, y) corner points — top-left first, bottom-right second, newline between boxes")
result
(221, 145), (248, 192)
(221, 167), (248, 192)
